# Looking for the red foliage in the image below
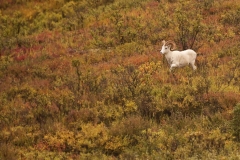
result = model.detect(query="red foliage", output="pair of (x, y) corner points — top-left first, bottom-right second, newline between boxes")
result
(124, 54), (149, 66)
(35, 142), (49, 151)
(96, 62), (116, 71)
(35, 31), (54, 44)
(146, 1), (159, 9)
(203, 92), (240, 110)
(14, 54), (27, 62)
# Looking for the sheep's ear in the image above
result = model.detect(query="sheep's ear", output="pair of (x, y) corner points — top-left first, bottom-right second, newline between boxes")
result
(162, 40), (166, 45)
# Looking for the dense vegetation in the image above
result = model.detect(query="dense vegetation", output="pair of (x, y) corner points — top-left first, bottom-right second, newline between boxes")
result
(1, 0), (240, 159)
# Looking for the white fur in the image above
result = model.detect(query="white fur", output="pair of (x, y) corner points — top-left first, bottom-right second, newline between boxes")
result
(160, 41), (197, 71)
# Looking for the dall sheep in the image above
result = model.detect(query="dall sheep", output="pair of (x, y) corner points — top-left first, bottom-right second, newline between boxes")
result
(160, 40), (197, 72)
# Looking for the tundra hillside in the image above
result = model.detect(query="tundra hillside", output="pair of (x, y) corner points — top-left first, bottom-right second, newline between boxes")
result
(0, 0), (240, 159)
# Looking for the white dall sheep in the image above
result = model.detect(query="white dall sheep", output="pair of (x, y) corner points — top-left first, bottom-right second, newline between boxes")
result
(160, 40), (197, 71)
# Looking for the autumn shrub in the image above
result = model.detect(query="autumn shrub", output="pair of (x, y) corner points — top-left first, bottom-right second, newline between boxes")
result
(43, 123), (109, 154)
(67, 107), (99, 124)
(137, 114), (234, 159)
(31, 65), (50, 79)
(232, 103), (240, 142)
(115, 42), (144, 57)
(164, 83), (199, 115)
(91, 34), (114, 49)
(104, 135), (131, 156)
(97, 103), (124, 126)
(87, 0), (115, 8)
(12, 126), (37, 147)
(137, 92), (157, 120)
(110, 63), (165, 121)
(110, 116), (148, 137)
(71, 59), (82, 94)
(201, 0), (215, 10)
(142, 70), (215, 118)
(174, 0), (207, 50)
(108, 116), (149, 155)
(221, 7), (240, 26)
(0, 143), (18, 160)
(110, 65), (141, 102)
(84, 71), (108, 95)
(214, 47), (240, 91)
(183, 128), (232, 157)
(0, 56), (12, 78)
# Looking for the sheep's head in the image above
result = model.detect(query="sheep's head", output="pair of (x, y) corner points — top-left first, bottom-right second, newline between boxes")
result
(160, 40), (176, 54)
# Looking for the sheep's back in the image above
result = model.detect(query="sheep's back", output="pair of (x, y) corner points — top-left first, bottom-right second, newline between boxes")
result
(181, 49), (197, 60)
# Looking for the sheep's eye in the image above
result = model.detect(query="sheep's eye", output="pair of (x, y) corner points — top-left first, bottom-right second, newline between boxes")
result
(165, 47), (168, 49)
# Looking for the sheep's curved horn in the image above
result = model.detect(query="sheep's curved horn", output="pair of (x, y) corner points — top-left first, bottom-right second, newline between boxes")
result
(165, 40), (176, 51)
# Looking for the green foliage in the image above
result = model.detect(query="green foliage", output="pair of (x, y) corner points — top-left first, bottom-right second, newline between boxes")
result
(221, 7), (240, 26)
(232, 103), (240, 141)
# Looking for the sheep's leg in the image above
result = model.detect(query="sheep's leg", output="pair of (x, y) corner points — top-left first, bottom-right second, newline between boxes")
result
(170, 64), (178, 72)
(190, 62), (197, 70)
(193, 65), (197, 70)
(171, 72), (177, 84)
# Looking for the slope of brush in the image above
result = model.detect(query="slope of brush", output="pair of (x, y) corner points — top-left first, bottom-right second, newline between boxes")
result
(0, 0), (240, 159)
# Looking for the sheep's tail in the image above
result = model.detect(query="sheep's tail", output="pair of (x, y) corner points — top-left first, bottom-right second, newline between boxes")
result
(197, 53), (205, 56)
